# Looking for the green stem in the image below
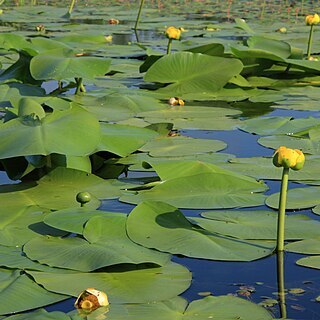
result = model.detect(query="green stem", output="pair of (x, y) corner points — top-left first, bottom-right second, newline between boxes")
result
(277, 251), (287, 319)
(68, 0), (76, 15)
(134, 0), (145, 30)
(75, 77), (86, 94)
(307, 24), (314, 59)
(167, 38), (173, 54)
(277, 167), (289, 252)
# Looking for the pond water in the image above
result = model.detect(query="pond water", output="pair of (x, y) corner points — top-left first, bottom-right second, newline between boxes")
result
(1, 1), (320, 319)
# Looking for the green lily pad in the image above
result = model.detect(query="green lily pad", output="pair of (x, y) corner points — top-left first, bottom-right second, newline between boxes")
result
(28, 261), (192, 303)
(0, 105), (100, 158)
(44, 207), (120, 234)
(239, 116), (320, 136)
(4, 309), (71, 320)
(266, 186), (320, 210)
(126, 201), (274, 261)
(221, 156), (320, 181)
(120, 161), (267, 209)
(137, 106), (241, 131)
(196, 210), (320, 240)
(286, 238), (320, 254)
(98, 123), (158, 157)
(144, 52), (243, 95)
(82, 295), (272, 320)
(139, 136), (226, 157)
(296, 256), (320, 270)
(0, 268), (67, 316)
(0, 205), (65, 247)
(258, 135), (320, 154)
(0, 167), (131, 211)
(24, 216), (169, 271)
(0, 245), (53, 271)
(30, 48), (111, 80)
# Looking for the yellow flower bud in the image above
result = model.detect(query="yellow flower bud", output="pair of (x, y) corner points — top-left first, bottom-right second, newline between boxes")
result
(272, 146), (305, 171)
(75, 288), (109, 312)
(165, 26), (182, 40)
(305, 14), (320, 26)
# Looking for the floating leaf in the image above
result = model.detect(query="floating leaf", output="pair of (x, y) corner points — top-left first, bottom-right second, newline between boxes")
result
(28, 262), (191, 303)
(30, 48), (111, 80)
(266, 186), (320, 210)
(296, 256), (320, 270)
(139, 136), (226, 157)
(24, 215), (169, 271)
(197, 210), (320, 240)
(121, 160), (267, 209)
(0, 268), (67, 316)
(126, 201), (274, 261)
(0, 105), (100, 158)
(144, 52), (243, 95)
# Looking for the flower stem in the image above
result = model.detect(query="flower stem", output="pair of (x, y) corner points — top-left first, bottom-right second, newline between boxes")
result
(68, 0), (76, 15)
(134, 0), (145, 30)
(277, 251), (287, 319)
(75, 77), (86, 94)
(277, 167), (289, 252)
(167, 38), (173, 54)
(307, 24), (314, 59)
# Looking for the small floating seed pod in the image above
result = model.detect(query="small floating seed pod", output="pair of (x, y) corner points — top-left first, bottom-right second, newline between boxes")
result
(75, 288), (109, 312)
(76, 191), (92, 207)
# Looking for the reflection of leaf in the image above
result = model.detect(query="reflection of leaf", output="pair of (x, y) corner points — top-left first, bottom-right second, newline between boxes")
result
(24, 216), (169, 271)
(126, 201), (274, 261)
(28, 262), (191, 303)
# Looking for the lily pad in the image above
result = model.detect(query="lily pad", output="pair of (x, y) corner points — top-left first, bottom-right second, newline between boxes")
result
(0, 105), (100, 158)
(97, 123), (158, 157)
(0, 167), (132, 211)
(28, 261), (192, 303)
(30, 48), (111, 81)
(139, 136), (227, 157)
(0, 268), (67, 316)
(0, 205), (65, 247)
(44, 207), (120, 234)
(286, 238), (320, 254)
(266, 186), (320, 210)
(24, 215), (169, 271)
(120, 161), (267, 209)
(144, 52), (243, 95)
(126, 201), (274, 261)
(196, 210), (320, 240)
(296, 256), (320, 270)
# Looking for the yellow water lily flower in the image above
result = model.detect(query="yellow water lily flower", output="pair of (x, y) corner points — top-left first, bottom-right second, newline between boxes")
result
(272, 146), (305, 171)
(305, 13), (320, 26)
(75, 288), (109, 312)
(165, 26), (182, 40)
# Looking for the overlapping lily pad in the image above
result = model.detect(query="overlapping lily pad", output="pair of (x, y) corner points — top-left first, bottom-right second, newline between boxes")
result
(24, 215), (169, 271)
(196, 210), (320, 240)
(144, 52), (243, 95)
(120, 161), (267, 209)
(27, 261), (191, 303)
(126, 201), (274, 261)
